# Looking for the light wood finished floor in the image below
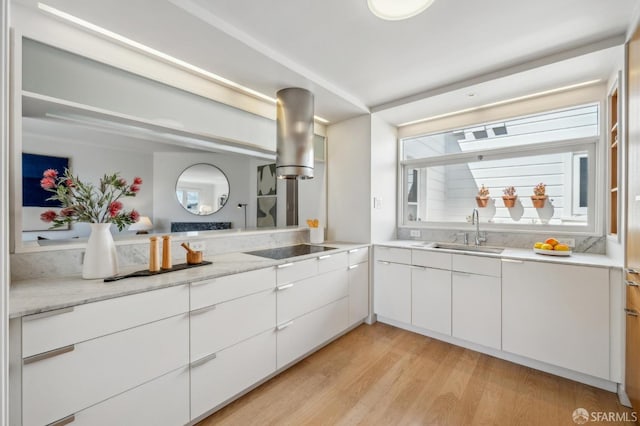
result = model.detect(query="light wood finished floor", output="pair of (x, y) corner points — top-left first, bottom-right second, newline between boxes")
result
(198, 323), (634, 425)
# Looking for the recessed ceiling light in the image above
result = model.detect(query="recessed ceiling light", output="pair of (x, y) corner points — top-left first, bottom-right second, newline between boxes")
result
(367, 0), (435, 21)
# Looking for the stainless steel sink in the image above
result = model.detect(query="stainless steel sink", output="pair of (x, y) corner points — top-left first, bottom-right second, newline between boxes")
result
(431, 242), (504, 254)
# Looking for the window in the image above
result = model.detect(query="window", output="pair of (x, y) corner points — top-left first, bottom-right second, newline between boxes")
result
(400, 104), (600, 232)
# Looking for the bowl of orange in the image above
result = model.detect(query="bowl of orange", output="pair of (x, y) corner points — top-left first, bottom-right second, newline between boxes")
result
(533, 238), (571, 256)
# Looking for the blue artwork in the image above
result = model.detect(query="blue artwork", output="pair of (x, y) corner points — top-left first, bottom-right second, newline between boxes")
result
(22, 153), (69, 207)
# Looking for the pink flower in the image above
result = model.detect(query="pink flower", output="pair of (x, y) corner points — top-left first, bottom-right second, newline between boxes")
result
(65, 178), (74, 187)
(60, 207), (75, 217)
(40, 210), (57, 222)
(130, 184), (140, 193)
(108, 201), (123, 217)
(129, 210), (140, 222)
(133, 177), (143, 185)
(40, 177), (56, 189)
(43, 169), (58, 178)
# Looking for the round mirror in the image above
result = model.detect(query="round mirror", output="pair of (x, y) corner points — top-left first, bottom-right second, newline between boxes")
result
(175, 164), (230, 215)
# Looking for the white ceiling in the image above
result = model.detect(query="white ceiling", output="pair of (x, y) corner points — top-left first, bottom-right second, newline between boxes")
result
(14, 0), (640, 125)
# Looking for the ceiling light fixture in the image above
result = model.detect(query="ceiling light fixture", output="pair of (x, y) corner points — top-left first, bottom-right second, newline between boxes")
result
(367, 0), (435, 21)
(37, 2), (330, 124)
(398, 79), (602, 127)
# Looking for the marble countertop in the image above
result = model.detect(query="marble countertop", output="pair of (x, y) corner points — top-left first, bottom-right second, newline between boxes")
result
(378, 240), (622, 268)
(9, 242), (368, 319)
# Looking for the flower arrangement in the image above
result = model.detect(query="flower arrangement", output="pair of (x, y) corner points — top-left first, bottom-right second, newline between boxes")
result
(531, 182), (547, 208)
(533, 182), (546, 196)
(502, 186), (517, 208)
(39, 168), (142, 231)
(476, 184), (490, 207)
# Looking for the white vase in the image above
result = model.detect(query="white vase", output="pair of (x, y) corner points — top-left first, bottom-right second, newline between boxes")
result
(82, 223), (118, 279)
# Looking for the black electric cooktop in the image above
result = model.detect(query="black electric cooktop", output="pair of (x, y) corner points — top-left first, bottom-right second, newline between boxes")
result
(245, 244), (336, 260)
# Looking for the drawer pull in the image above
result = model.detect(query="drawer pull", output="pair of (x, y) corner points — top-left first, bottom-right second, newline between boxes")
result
(190, 279), (214, 287)
(190, 304), (217, 315)
(277, 263), (294, 269)
(377, 261), (390, 265)
(348, 264), (359, 270)
(348, 249), (360, 253)
(24, 345), (75, 365)
(453, 272), (471, 277)
(627, 280), (640, 287)
(626, 308), (639, 317)
(49, 414), (75, 426)
(628, 268), (640, 275)
(277, 321), (294, 331)
(23, 306), (74, 322)
(501, 259), (523, 264)
(190, 352), (217, 368)
(318, 255), (332, 260)
(276, 283), (295, 291)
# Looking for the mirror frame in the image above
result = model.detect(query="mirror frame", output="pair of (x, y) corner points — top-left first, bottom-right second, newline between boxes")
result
(175, 163), (230, 216)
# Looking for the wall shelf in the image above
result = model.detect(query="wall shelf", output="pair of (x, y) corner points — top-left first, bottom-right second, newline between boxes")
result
(608, 82), (620, 236)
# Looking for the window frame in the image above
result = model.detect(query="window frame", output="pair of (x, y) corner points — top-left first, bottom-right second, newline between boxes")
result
(398, 134), (601, 235)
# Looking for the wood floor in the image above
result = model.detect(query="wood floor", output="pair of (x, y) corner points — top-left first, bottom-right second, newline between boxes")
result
(198, 323), (634, 425)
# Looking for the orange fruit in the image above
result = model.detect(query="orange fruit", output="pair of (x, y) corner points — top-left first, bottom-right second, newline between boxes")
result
(554, 244), (570, 251)
(540, 243), (553, 250)
(545, 238), (559, 247)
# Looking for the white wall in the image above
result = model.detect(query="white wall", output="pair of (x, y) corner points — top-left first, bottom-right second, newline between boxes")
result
(298, 161), (327, 228)
(327, 115), (372, 243)
(153, 152), (257, 231)
(1, 0), (9, 424)
(370, 114), (397, 242)
(21, 124), (154, 240)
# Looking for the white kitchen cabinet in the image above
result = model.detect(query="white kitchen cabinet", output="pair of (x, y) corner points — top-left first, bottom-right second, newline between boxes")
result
(317, 251), (348, 274)
(452, 271), (501, 349)
(277, 269), (348, 324)
(348, 262), (369, 325)
(22, 314), (189, 426)
(502, 260), (610, 379)
(374, 260), (412, 324)
(376, 246), (412, 264)
(73, 367), (189, 426)
(412, 266), (452, 336)
(277, 297), (348, 369)
(191, 329), (276, 421)
(190, 267), (275, 311)
(190, 289), (276, 362)
(348, 247), (369, 266)
(22, 284), (189, 357)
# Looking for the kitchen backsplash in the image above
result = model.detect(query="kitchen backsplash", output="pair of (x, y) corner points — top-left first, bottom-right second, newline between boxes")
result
(396, 228), (606, 254)
(11, 228), (308, 281)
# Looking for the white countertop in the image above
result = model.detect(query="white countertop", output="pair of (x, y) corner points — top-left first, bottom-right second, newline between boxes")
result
(378, 240), (622, 268)
(9, 242), (368, 319)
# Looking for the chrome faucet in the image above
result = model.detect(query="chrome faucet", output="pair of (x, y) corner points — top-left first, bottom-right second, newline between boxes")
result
(471, 208), (487, 246)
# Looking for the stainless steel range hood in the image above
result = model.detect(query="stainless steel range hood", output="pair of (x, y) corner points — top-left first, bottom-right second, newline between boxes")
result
(276, 88), (314, 180)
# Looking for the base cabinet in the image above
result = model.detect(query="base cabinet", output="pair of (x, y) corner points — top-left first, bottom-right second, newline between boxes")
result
(502, 260), (610, 379)
(348, 262), (369, 324)
(374, 261), (411, 323)
(277, 298), (348, 369)
(74, 368), (189, 426)
(452, 271), (501, 350)
(190, 329), (276, 421)
(411, 267), (451, 336)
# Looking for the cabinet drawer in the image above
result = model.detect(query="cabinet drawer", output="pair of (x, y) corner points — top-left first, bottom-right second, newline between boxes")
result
(191, 289), (276, 361)
(452, 254), (501, 277)
(191, 329), (276, 421)
(348, 262), (369, 325)
(22, 285), (188, 358)
(277, 258), (318, 285)
(277, 269), (348, 324)
(72, 368), (189, 426)
(22, 314), (189, 426)
(348, 247), (369, 266)
(375, 246), (411, 264)
(317, 251), (348, 274)
(277, 297), (348, 369)
(412, 250), (452, 269)
(191, 267), (275, 310)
